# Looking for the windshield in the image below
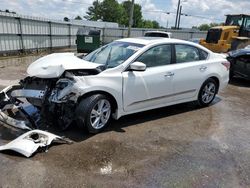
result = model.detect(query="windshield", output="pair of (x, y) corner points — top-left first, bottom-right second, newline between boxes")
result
(83, 41), (144, 68)
(225, 15), (243, 26)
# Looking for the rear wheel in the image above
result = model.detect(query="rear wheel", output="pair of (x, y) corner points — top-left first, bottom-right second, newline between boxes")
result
(197, 78), (218, 107)
(76, 94), (112, 134)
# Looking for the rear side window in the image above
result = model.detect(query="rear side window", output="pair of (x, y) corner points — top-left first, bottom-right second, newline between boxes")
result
(175, 44), (200, 63)
(136, 44), (172, 67)
(200, 49), (208, 60)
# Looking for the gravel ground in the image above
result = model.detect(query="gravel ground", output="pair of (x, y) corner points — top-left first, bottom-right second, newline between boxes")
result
(0, 54), (250, 188)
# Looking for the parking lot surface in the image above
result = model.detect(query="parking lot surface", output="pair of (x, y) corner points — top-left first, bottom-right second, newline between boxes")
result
(0, 55), (250, 188)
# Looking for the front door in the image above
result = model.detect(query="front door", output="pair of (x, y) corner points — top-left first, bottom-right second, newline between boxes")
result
(122, 44), (174, 112)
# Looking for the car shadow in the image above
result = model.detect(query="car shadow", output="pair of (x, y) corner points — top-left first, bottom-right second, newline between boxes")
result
(51, 97), (221, 142)
(229, 77), (250, 87)
(0, 97), (221, 144)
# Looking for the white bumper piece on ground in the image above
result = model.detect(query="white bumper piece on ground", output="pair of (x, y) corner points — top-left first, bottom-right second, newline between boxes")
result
(0, 130), (72, 157)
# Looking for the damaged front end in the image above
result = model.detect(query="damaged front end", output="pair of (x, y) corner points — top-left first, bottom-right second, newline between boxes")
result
(0, 53), (105, 157)
(0, 70), (99, 131)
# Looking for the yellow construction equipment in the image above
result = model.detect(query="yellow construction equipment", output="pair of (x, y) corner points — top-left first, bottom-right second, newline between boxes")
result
(200, 14), (250, 53)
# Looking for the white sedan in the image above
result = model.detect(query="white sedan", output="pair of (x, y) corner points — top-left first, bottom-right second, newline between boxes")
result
(0, 38), (230, 133)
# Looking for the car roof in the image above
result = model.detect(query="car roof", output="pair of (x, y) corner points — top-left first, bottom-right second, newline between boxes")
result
(144, 31), (172, 34)
(229, 48), (250, 57)
(116, 37), (188, 45)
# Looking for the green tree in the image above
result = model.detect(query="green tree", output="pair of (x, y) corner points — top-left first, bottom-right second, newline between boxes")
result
(63, 17), (70, 22)
(141, 20), (160, 29)
(84, 0), (162, 28)
(198, 22), (222, 31)
(121, 1), (143, 27)
(142, 20), (153, 28)
(75, 15), (82, 20)
(152, 20), (160, 28)
(84, 0), (102, 21)
(84, 0), (124, 24)
(101, 0), (124, 23)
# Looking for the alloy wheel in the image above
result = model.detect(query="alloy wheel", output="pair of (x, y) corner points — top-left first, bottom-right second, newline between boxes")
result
(90, 99), (111, 129)
(201, 82), (216, 104)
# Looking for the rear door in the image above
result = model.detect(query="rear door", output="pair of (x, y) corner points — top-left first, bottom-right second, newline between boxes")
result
(171, 44), (210, 101)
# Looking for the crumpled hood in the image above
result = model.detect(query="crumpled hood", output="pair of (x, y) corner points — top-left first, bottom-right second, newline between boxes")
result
(27, 53), (100, 78)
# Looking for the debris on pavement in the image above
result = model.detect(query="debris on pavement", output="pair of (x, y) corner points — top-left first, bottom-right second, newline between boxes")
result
(0, 129), (73, 157)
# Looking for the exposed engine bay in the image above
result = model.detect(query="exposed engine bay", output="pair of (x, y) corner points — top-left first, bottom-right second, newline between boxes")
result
(0, 68), (102, 131)
(0, 52), (106, 132)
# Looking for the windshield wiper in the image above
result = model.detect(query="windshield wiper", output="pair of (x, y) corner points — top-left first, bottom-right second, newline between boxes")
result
(105, 47), (113, 68)
(91, 45), (108, 62)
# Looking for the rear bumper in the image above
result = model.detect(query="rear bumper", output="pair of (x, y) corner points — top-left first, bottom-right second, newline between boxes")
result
(219, 75), (229, 92)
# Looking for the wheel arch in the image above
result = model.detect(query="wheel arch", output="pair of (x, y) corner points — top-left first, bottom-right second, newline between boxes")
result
(77, 90), (118, 113)
(208, 76), (220, 93)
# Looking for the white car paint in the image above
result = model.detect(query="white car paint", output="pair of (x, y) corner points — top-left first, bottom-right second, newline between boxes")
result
(0, 130), (72, 157)
(27, 53), (101, 78)
(23, 38), (230, 119)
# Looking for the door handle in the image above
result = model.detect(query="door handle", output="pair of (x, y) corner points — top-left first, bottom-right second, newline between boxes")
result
(164, 72), (175, 77)
(200, 66), (207, 71)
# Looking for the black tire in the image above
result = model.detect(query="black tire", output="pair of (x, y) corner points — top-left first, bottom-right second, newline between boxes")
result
(76, 94), (112, 134)
(197, 78), (218, 107)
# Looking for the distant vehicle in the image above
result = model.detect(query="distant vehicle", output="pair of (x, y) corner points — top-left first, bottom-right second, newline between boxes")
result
(144, 31), (172, 38)
(200, 14), (250, 53)
(227, 48), (250, 80)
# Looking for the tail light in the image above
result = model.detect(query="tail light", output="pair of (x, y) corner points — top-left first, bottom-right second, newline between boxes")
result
(222, 61), (230, 71)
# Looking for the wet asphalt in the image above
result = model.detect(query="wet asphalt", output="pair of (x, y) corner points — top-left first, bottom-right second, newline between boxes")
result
(0, 55), (250, 187)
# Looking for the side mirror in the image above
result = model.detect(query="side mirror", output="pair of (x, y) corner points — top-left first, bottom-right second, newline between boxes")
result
(129, 61), (146, 71)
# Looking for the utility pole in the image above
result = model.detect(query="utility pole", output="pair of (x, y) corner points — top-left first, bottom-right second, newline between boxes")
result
(175, 0), (181, 29)
(165, 12), (170, 29)
(127, 0), (135, 37)
(177, 5), (182, 29)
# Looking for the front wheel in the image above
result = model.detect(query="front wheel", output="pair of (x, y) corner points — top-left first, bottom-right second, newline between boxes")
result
(197, 78), (218, 107)
(76, 94), (112, 134)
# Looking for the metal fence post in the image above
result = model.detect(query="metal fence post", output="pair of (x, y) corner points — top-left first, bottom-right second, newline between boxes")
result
(102, 27), (105, 45)
(48, 21), (52, 50)
(68, 24), (71, 48)
(16, 17), (24, 53)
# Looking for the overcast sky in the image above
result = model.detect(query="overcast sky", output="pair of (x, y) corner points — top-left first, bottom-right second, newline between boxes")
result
(0, 0), (249, 28)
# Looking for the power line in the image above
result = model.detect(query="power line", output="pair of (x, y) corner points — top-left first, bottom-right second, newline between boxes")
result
(61, 0), (92, 6)
(142, 10), (224, 22)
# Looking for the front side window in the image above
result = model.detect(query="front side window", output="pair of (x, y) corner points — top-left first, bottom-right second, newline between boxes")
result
(136, 44), (172, 67)
(175, 44), (200, 63)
